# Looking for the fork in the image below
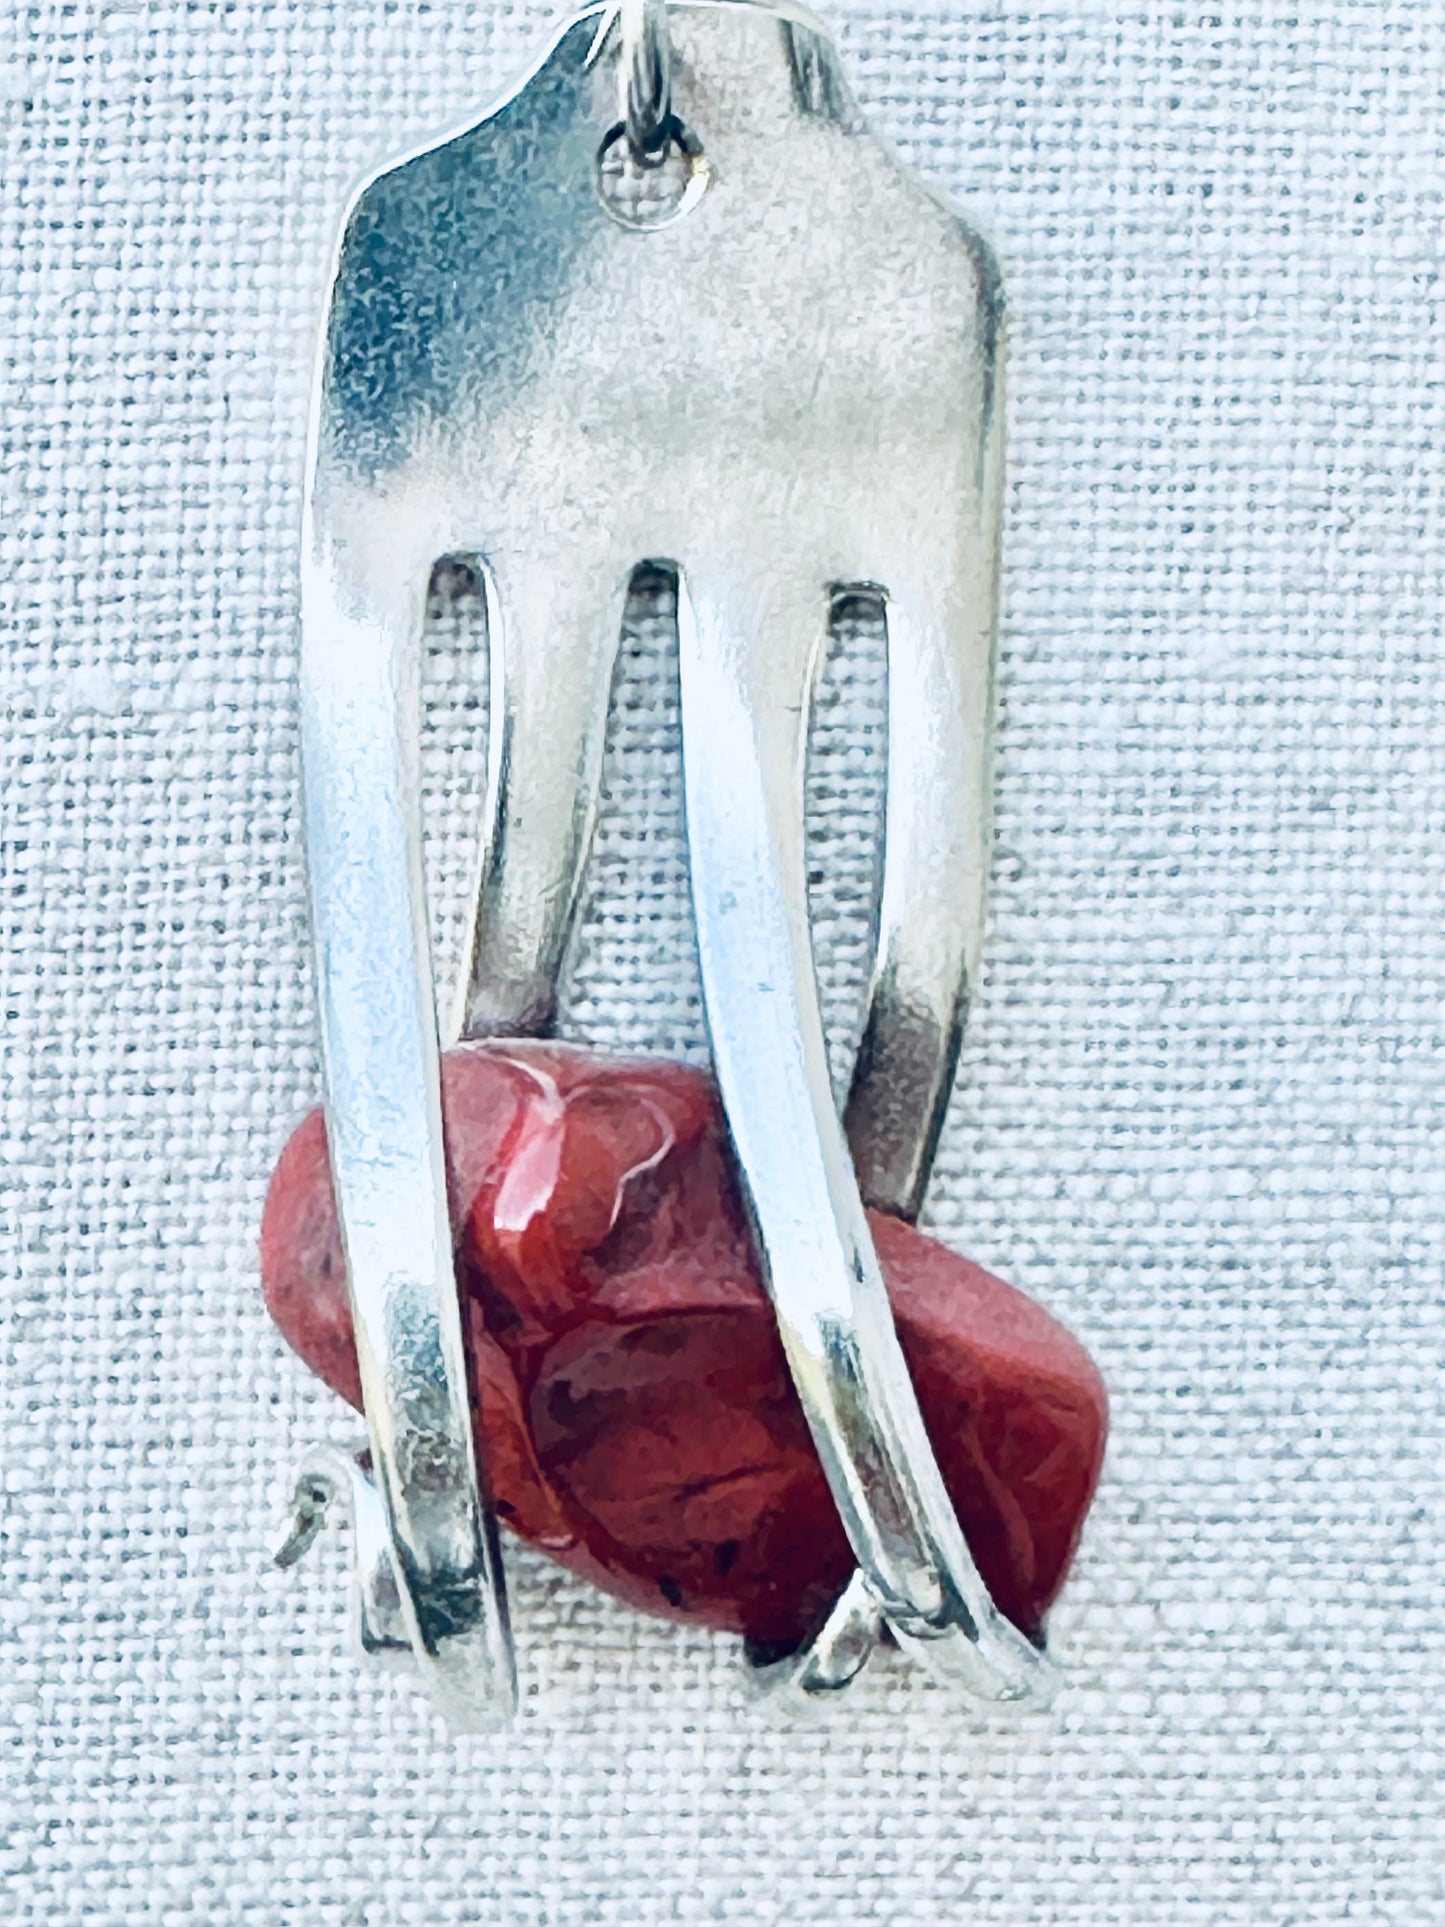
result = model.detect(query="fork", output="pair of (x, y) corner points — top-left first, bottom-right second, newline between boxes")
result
(288, 0), (1048, 1728)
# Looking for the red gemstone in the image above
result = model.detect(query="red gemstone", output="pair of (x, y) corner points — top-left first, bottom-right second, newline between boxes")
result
(261, 1043), (1107, 1654)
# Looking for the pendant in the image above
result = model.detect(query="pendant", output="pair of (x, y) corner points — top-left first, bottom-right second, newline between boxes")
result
(269, 0), (1108, 1730)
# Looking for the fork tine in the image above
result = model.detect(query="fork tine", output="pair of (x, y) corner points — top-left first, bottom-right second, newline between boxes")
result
(676, 558), (926, 1621)
(677, 553), (1042, 1700)
(299, 555), (516, 1730)
(844, 384), (1005, 1222)
(454, 548), (631, 1042)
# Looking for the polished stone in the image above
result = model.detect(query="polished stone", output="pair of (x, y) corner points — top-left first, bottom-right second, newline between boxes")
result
(262, 1043), (1107, 1653)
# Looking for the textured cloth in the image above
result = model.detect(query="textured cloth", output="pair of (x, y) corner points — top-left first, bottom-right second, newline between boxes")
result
(3, 1), (1444, 1921)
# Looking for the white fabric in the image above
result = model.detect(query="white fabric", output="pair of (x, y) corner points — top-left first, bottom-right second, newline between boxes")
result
(3, 1), (1444, 1918)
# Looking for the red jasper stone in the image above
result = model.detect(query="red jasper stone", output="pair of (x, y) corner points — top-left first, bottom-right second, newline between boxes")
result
(261, 1043), (1106, 1655)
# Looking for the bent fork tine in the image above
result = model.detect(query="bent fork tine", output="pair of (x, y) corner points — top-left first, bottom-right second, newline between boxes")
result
(299, 550), (516, 1731)
(844, 330), (1006, 1223)
(677, 554), (1044, 1701)
(455, 545), (631, 1042)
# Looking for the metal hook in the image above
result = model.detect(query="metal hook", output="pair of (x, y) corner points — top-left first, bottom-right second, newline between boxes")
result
(274, 1446), (413, 1661)
(620, 0), (673, 159)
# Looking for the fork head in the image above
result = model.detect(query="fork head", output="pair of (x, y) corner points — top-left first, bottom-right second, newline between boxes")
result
(298, 0), (1037, 1725)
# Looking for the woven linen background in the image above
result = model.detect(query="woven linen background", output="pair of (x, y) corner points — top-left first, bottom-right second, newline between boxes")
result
(4, 0), (1444, 1919)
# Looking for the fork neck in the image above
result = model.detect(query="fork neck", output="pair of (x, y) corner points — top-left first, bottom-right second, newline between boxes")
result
(620, 0), (673, 158)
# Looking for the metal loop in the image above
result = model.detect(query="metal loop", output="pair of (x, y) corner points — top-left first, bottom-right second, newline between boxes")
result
(275, 1446), (413, 1662)
(620, 0), (673, 159)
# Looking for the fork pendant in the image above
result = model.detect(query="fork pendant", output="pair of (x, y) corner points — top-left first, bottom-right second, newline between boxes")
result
(277, 0), (1102, 1731)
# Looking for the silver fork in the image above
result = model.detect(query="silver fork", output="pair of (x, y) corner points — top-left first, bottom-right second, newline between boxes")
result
(284, 0), (1048, 1729)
